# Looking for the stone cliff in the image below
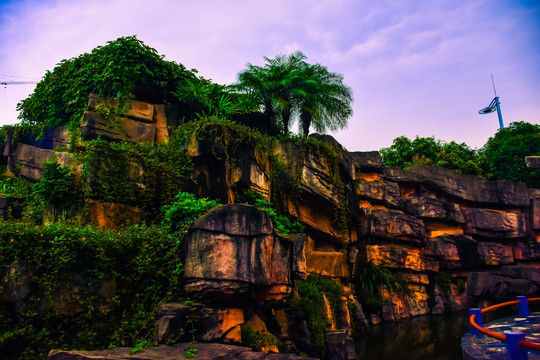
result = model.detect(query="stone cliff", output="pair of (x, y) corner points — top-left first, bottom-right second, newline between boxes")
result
(2, 95), (539, 359)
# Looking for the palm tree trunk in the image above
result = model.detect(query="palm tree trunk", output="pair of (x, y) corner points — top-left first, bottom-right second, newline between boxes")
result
(282, 110), (291, 134)
(301, 113), (311, 137)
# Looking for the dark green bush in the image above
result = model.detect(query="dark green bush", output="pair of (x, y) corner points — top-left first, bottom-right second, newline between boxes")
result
(0, 221), (183, 360)
(162, 191), (221, 233)
(288, 275), (344, 357)
(380, 135), (483, 176)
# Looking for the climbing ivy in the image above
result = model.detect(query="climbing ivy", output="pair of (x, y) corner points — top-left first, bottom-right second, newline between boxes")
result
(237, 189), (304, 235)
(17, 36), (197, 129)
(295, 136), (349, 231)
(77, 131), (192, 222)
(0, 221), (184, 360)
(355, 259), (412, 311)
(288, 275), (344, 357)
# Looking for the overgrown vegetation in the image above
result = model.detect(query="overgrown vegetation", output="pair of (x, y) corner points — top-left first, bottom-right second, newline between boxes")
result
(17, 36), (197, 130)
(380, 135), (482, 176)
(33, 161), (82, 222)
(433, 271), (465, 298)
(77, 130), (193, 221)
(480, 121), (540, 188)
(241, 325), (282, 352)
(0, 222), (183, 360)
(162, 192), (221, 233)
(380, 121), (540, 187)
(288, 275), (344, 357)
(238, 189), (304, 234)
(355, 260), (412, 310)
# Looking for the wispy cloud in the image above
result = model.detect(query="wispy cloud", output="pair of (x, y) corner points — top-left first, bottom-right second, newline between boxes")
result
(0, 0), (538, 150)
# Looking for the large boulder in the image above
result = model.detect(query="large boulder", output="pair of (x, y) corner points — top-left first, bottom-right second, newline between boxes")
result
(13, 143), (74, 181)
(355, 175), (403, 209)
(81, 111), (156, 143)
(496, 265), (540, 285)
(383, 165), (530, 206)
(185, 132), (272, 203)
(361, 209), (426, 245)
(156, 302), (244, 344)
(424, 234), (479, 269)
(366, 245), (439, 272)
(466, 272), (539, 301)
(462, 208), (528, 239)
(405, 189), (464, 224)
(325, 329), (357, 360)
(477, 242), (514, 266)
(513, 242), (540, 260)
(183, 204), (292, 303)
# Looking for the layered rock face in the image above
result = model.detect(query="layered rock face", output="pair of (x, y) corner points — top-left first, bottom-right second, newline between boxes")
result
(183, 129), (539, 319)
(3, 95), (539, 359)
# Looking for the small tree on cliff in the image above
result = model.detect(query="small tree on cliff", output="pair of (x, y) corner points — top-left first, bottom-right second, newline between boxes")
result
(380, 135), (482, 176)
(479, 121), (540, 188)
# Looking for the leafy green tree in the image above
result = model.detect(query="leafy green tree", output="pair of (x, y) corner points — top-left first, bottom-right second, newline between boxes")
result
(380, 135), (482, 176)
(235, 52), (353, 136)
(17, 36), (196, 129)
(480, 121), (540, 188)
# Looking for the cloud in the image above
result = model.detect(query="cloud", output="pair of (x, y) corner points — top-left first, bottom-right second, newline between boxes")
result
(0, 0), (538, 151)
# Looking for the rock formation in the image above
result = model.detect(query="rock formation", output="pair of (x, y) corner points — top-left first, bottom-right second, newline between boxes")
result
(2, 94), (539, 359)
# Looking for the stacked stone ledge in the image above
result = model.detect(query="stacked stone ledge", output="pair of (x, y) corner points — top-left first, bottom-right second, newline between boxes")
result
(1, 94), (539, 359)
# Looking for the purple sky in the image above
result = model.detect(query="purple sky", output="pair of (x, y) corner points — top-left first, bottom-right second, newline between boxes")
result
(1, 0), (539, 151)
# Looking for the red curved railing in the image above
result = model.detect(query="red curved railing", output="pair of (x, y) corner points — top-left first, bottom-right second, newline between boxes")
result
(469, 297), (540, 352)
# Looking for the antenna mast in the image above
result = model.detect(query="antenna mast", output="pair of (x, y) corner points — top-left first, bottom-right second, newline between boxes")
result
(478, 74), (504, 129)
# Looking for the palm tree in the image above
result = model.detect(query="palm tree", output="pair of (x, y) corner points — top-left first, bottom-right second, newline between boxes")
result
(236, 52), (353, 136)
(263, 52), (307, 134)
(236, 60), (283, 134)
(295, 63), (353, 136)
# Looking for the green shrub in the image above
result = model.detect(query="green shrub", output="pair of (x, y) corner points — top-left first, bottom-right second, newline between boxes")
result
(162, 192), (221, 233)
(0, 221), (183, 359)
(238, 190), (304, 235)
(288, 275), (344, 357)
(33, 161), (81, 214)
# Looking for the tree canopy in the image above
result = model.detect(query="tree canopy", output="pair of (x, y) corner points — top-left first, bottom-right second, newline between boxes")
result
(235, 52), (353, 136)
(380, 122), (540, 187)
(480, 121), (540, 188)
(380, 135), (483, 176)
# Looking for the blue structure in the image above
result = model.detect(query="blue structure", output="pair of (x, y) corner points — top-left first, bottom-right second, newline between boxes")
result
(462, 296), (540, 360)
(478, 75), (504, 129)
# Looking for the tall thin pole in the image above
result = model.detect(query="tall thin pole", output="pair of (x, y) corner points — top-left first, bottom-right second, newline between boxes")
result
(494, 96), (504, 129)
(491, 74), (504, 128)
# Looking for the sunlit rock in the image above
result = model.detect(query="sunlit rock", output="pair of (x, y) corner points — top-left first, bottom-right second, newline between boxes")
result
(361, 208), (426, 245)
(183, 204), (292, 303)
(462, 208), (528, 239)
